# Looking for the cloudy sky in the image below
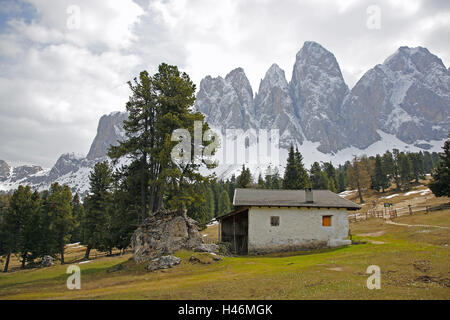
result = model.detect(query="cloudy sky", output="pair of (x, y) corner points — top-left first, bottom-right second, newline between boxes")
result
(0, 0), (449, 168)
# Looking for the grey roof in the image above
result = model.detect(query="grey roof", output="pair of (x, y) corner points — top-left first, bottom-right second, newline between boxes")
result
(232, 188), (361, 210)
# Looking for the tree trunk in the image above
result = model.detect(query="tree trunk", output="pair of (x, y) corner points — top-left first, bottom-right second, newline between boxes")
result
(60, 243), (65, 265)
(21, 253), (27, 269)
(84, 246), (91, 260)
(140, 154), (147, 224)
(3, 251), (11, 272)
(357, 180), (364, 203)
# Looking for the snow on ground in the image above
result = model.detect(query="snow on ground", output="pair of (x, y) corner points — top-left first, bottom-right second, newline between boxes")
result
(381, 194), (400, 199)
(198, 128), (446, 180)
(339, 190), (357, 197)
(207, 219), (219, 227)
(67, 242), (81, 247)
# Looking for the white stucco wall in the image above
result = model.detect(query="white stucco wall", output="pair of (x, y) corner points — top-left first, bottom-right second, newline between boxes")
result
(248, 207), (351, 254)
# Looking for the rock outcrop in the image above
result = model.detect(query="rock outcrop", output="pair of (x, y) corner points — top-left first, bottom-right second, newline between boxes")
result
(0, 160), (10, 182)
(194, 243), (219, 253)
(131, 209), (203, 263)
(146, 255), (181, 272)
(40, 255), (55, 267)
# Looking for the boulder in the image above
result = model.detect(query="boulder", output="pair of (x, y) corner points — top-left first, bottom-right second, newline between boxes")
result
(40, 255), (54, 268)
(146, 255), (181, 272)
(194, 243), (219, 253)
(131, 209), (203, 263)
(189, 252), (222, 264)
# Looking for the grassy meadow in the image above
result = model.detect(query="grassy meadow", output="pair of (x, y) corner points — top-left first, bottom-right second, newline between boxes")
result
(0, 208), (448, 300)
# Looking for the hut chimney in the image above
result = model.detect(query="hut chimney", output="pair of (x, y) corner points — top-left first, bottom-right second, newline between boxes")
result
(305, 188), (313, 203)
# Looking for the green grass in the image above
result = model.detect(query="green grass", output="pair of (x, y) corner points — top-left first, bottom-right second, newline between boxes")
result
(1, 210), (449, 300)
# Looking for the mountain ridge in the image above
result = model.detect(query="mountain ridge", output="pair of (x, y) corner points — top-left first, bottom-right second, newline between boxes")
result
(1, 42), (448, 194)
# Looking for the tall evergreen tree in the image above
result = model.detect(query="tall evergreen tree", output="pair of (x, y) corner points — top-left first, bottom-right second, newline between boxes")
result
(218, 190), (231, 216)
(109, 64), (214, 222)
(237, 165), (252, 188)
(309, 162), (323, 189)
(429, 136), (450, 197)
(373, 154), (389, 192)
(409, 152), (425, 183)
(398, 152), (413, 190)
(82, 161), (113, 259)
(70, 193), (85, 243)
(47, 183), (74, 264)
(283, 145), (310, 189)
(323, 162), (337, 190)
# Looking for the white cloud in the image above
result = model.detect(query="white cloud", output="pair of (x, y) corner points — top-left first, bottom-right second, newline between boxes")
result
(0, 0), (449, 167)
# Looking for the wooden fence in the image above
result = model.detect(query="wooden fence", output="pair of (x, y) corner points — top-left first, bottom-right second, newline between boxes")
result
(349, 202), (450, 223)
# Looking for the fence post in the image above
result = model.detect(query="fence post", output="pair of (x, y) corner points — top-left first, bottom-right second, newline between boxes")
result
(426, 206), (430, 214)
(408, 205), (412, 215)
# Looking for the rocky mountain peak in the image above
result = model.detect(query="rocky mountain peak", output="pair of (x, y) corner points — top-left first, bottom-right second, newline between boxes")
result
(0, 160), (11, 182)
(87, 111), (128, 160)
(293, 41), (345, 79)
(195, 67), (257, 130)
(384, 46), (446, 75)
(258, 64), (288, 91)
(290, 41), (349, 153)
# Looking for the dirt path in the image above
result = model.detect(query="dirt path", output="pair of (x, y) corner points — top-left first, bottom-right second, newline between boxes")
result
(385, 220), (450, 230)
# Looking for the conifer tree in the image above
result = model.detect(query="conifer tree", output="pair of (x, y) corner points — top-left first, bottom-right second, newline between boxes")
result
(218, 190), (231, 216)
(70, 193), (85, 243)
(82, 161), (113, 259)
(47, 183), (74, 264)
(283, 146), (298, 189)
(109, 64), (214, 221)
(373, 154), (389, 192)
(257, 174), (265, 189)
(398, 152), (413, 190)
(409, 152), (425, 183)
(392, 149), (402, 190)
(237, 165), (252, 188)
(429, 136), (450, 197)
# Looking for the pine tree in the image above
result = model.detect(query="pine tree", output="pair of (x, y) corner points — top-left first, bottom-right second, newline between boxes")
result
(218, 190), (231, 216)
(323, 162), (337, 190)
(70, 193), (85, 243)
(336, 169), (347, 193)
(373, 155), (389, 192)
(309, 162), (323, 189)
(82, 161), (113, 259)
(283, 145), (298, 189)
(316, 171), (330, 190)
(392, 149), (402, 190)
(257, 174), (265, 189)
(294, 147), (311, 188)
(283, 146), (310, 189)
(237, 165), (252, 188)
(47, 183), (74, 264)
(423, 151), (434, 173)
(429, 136), (450, 197)
(398, 152), (413, 190)
(8, 186), (41, 268)
(109, 64), (214, 221)
(0, 194), (12, 272)
(409, 152), (425, 183)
